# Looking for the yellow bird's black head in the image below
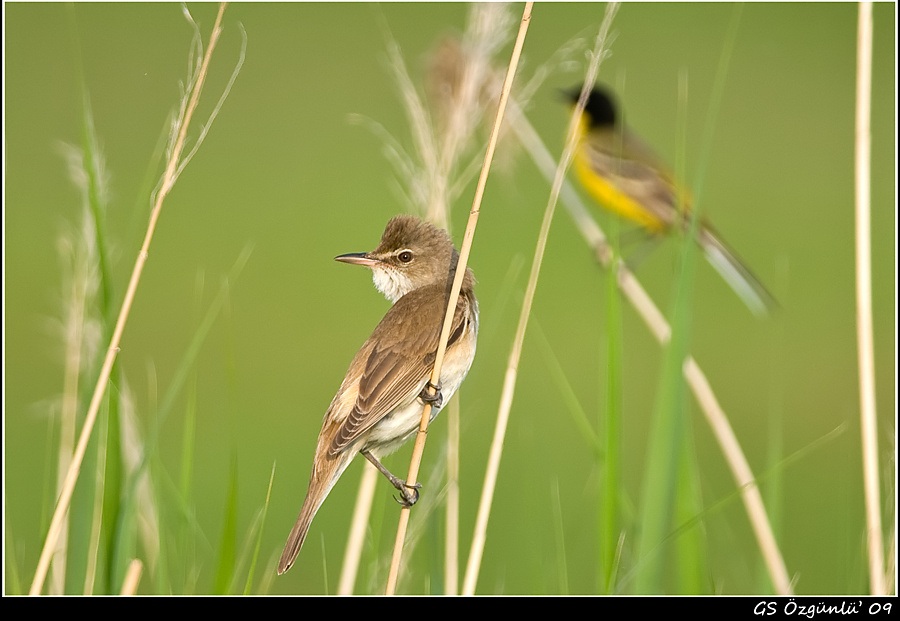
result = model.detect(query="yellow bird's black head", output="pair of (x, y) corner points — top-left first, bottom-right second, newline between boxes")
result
(563, 85), (618, 130)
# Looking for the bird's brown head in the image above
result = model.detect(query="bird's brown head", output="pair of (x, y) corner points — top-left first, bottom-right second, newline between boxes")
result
(335, 215), (473, 303)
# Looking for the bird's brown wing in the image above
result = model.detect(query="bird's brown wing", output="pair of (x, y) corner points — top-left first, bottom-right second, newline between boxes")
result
(329, 283), (469, 455)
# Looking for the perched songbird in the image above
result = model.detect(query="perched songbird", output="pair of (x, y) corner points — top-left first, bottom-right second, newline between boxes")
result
(565, 84), (776, 316)
(277, 215), (479, 574)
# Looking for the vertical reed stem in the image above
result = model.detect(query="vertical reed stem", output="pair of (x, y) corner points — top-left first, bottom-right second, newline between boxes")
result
(853, 1), (884, 596)
(28, 3), (229, 595)
(384, 2), (534, 595)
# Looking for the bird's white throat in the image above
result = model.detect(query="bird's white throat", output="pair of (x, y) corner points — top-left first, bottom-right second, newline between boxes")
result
(371, 266), (414, 303)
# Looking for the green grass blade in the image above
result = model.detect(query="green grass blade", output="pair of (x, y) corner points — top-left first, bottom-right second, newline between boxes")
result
(674, 437), (711, 593)
(64, 396), (103, 594)
(601, 231), (624, 593)
(100, 377), (124, 594)
(108, 249), (251, 593)
(78, 95), (112, 321)
(758, 321), (787, 591)
(180, 272), (205, 502)
(213, 456), (239, 594)
(634, 177), (698, 596)
(5, 519), (23, 594)
(632, 294), (692, 593)
(532, 320), (602, 456)
(243, 462), (277, 594)
(633, 5), (743, 593)
(63, 12), (123, 589)
(550, 480), (569, 595)
(67, 4), (113, 322)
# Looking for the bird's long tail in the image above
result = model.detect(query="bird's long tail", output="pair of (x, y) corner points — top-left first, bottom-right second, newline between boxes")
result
(697, 224), (778, 317)
(277, 451), (351, 574)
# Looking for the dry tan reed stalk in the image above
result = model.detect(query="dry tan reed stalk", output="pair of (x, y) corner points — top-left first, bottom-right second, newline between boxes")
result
(416, 2), (792, 596)
(82, 421), (108, 594)
(461, 2), (619, 595)
(853, 1), (885, 596)
(505, 104), (793, 594)
(444, 396), (461, 594)
(505, 89), (793, 596)
(29, 3), (230, 595)
(53, 140), (107, 592)
(56, 276), (85, 591)
(339, 5), (515, 593)
(681, 359), (792, 594)
(384, 2), (534, 595)
(119, 559), (143, 595)
(53, 231), (96, 592)
(337, 464), (378, 595)
(886, 527), (896, 592)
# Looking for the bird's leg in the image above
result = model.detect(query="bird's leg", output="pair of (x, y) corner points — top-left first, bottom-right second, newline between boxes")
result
(360, 449), (421, 507)
(618, 227), (662, 273)
(419, 380), (443, 410)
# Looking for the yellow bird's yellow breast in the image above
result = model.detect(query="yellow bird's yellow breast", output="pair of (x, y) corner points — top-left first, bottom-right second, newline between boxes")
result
(572, 147), (668, 233)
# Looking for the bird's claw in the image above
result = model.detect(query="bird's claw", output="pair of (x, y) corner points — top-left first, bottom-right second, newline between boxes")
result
(393, 481), (422, 507)
(419, 381), (443, 409)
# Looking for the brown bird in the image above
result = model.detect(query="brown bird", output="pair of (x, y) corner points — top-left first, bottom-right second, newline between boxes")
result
(277, 215), (479, 574)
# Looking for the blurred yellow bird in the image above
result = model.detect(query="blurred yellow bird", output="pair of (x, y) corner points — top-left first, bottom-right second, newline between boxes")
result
(565, 84), (776, 316)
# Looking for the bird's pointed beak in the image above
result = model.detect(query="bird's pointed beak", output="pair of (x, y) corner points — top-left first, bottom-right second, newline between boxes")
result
(335, 252), (380, 268)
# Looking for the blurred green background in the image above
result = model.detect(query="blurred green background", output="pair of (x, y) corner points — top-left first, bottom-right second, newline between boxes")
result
(4, 2), (895, 595)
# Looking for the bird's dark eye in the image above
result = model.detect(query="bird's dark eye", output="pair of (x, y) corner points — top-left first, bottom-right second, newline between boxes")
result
(398, 250), (413, 263)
